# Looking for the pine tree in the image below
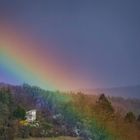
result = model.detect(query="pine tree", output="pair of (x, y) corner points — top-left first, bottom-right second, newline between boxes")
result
(124, 112), (136, 123)
(97, 94), (114, 113)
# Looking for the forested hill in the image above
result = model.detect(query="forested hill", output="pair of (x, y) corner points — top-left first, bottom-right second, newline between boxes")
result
(1, 82), (140, 115)
(0, 83), (140, 140)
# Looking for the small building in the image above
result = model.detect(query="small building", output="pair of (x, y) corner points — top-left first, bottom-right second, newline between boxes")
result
(26, 109), (36, 122)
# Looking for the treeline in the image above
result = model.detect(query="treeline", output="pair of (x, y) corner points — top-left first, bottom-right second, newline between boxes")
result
(0, 84), (140, 140)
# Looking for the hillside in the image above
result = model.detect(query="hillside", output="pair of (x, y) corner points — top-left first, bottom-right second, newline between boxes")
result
(0, 83), (140, 140)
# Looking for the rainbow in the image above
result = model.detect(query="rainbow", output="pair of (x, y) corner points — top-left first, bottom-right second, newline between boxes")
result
(0, 24), (122, 140)
(0, 24), (90, 91)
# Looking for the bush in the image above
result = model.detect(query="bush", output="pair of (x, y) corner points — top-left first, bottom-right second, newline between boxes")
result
(19, 126), (30, 138)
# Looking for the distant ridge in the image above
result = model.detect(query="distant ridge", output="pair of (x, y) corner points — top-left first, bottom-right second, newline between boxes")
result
(0, 82), (11, 87)
(76, 85), (140, 98)
(0, 82), (20, 88)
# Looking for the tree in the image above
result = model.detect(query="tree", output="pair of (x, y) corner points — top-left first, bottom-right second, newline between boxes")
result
(137, 114), (140, 122)
(0, 87), (12, 105)
(0, 103), (10, 126)
(124, 112), (136, 123)
(96, 94), (114, 113)
(13, 106), (26, 120)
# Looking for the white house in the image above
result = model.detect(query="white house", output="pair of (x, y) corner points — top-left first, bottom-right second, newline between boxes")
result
(26, 109), (36, 122)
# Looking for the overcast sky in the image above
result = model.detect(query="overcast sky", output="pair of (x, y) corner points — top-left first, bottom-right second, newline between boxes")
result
(0, 0), (140, 88)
